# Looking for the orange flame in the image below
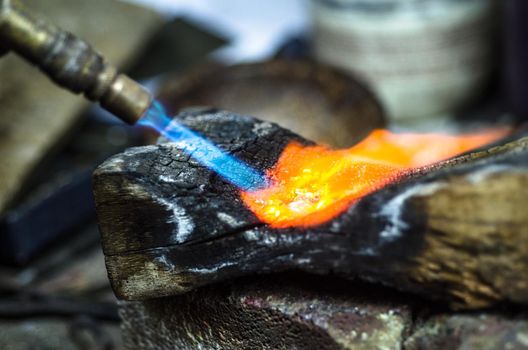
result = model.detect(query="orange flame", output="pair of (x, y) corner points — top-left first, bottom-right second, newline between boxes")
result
(241, 128), (509, 228)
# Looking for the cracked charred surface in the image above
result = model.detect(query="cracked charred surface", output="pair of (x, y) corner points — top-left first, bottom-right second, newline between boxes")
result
(93, 109), (528, 309)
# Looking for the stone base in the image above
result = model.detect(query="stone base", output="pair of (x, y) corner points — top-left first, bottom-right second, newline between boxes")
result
(119, 274), (528, 349)
(120, 274), (412, 350)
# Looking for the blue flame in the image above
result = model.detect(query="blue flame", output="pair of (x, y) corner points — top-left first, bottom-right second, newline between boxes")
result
(137, 102), (268, 191)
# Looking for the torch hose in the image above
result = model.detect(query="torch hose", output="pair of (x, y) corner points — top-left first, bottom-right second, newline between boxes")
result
(0, 0), (152, 124)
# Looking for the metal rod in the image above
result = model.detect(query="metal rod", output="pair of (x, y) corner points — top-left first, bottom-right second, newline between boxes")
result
(0, 0), (152, 124)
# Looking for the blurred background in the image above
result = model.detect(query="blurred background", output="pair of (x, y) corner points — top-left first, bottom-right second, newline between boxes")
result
(0, 0), (526, 348)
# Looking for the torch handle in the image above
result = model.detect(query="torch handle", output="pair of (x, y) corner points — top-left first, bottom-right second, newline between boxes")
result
(0, 0), (151, 124)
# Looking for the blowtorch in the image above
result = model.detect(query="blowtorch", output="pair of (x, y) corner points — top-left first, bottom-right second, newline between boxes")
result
(0, 0), (150, 124)
(0, 0), (268, 190)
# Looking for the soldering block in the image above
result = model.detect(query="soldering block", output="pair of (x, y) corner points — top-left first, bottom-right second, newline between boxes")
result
(93, 109), (528, 310)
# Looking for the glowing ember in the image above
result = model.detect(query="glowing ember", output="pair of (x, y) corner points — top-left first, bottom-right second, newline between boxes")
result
(241, 129), (509, 228)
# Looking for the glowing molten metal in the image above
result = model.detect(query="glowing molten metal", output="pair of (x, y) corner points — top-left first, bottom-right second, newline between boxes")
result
(241, 129), (509, 228)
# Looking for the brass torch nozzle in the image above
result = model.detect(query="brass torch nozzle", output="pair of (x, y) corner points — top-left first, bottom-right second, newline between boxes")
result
(0, 0), (151, 124)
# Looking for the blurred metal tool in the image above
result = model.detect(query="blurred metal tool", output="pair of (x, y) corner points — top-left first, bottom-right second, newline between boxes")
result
(0, 0), (152, 124)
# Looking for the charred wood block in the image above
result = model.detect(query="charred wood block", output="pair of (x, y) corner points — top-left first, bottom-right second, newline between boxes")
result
(93, 109), (528, 309)
(119, 275), (414, 350)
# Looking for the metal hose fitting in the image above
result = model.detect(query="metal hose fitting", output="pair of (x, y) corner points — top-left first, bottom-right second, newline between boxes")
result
(0, 0), (152, 124)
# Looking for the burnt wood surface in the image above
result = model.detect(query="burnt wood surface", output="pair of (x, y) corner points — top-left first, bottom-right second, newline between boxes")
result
(93, 110), (528, 308)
